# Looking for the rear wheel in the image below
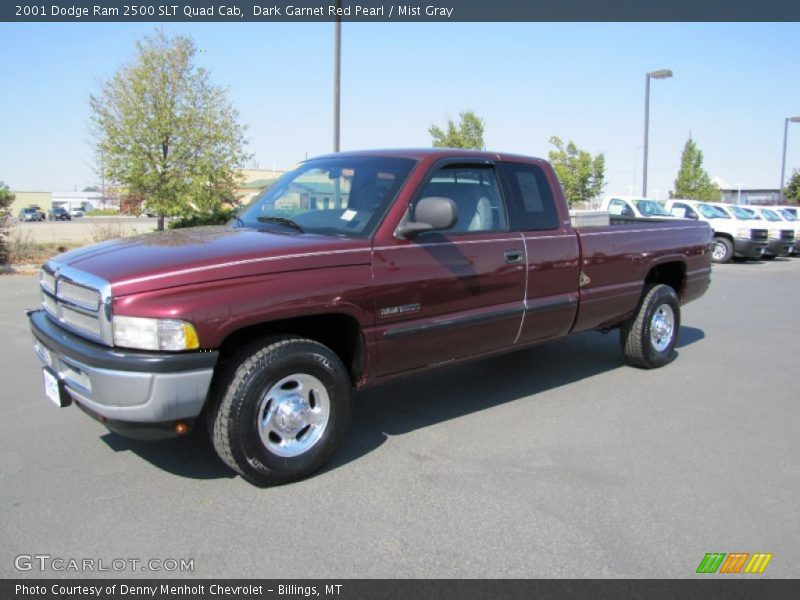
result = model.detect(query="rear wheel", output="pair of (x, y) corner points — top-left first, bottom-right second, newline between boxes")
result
(208, 335), (352, 486)
(620, 284), (681, 369)
(711, 236), (733, 263)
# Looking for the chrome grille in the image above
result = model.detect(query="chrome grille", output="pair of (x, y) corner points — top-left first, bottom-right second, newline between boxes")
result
(60, 306), (102, 337)
(41, 293), (58, 317)
(750, 229), (768, 242)
(39, 263), (113, 345)
(40, 270), (56, 294)
(781, 230), (795, 241)
(57, 279), (100, 310)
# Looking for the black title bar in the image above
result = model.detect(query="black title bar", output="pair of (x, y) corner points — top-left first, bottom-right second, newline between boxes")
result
(4, 0), (800, 22)
(3, 579), (800, 600)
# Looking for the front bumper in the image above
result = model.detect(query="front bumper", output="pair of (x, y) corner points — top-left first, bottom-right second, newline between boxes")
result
(29, 310), (218, 426)
(732, 238), (768, 259)
(764, 239), (794, 257)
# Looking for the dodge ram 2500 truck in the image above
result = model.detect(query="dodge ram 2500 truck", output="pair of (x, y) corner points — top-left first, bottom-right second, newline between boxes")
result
(29, 149), (713, 485)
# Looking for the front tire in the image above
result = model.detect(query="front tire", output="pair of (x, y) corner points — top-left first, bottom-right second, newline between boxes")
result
(711, 236), (733, 264)
(208, 335), (352, 486)
(620, 284), (681, 369)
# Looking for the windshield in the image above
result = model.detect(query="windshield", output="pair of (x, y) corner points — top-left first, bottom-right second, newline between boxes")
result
(238, 156), (416, 238)
(697, 203), (730, 219)
(779, 209), (797, 221)
(729, 206), (759, 221)
(634, 199), (671, 216)
(759, 209), (781, 222)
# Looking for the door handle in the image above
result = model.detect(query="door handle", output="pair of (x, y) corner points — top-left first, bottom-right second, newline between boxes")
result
(504, 250), (524, 264)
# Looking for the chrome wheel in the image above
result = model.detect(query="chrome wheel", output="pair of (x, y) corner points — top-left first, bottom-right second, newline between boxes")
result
(650, 304), (675, 352)
(712, 242), (726, 261)
(257, 373), (330, 458)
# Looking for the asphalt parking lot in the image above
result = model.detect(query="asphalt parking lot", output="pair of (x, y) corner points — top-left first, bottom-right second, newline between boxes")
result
(0, 259), (798, 578)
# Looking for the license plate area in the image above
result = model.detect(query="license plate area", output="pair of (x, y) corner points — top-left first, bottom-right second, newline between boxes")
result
(43, 368), (71, 408)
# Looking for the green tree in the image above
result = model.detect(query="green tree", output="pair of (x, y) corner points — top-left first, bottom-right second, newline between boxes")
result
(429, 110), (485, 150)
(784, 169), (800, 204)
(669, 138), (721, 201)
(90, 30), (250, 231)
(547, 136), (606, 207)
(0, 182), (15, 265)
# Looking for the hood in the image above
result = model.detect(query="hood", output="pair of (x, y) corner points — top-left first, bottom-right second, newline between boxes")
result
(50, 226), (371, 296)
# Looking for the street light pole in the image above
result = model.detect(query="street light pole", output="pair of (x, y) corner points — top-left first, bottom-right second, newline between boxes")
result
(333, 5), (341, 153)
(779, 116), (800, 202)
(642, 69), (673, 198)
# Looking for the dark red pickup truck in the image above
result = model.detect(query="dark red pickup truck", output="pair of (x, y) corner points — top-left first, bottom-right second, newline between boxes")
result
(29, 149), (712, 485)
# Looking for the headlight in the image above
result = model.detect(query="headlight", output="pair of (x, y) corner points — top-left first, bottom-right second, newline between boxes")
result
(768, 229), (780, 240)
(113, 316), (200, 351)
(735, 228), (750, 238)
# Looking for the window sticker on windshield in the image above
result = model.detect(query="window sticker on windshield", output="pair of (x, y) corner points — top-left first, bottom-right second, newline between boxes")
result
(341, 209), (357, 221)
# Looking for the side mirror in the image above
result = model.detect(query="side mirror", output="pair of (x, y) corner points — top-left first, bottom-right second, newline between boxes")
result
(395, 196), (458, 239)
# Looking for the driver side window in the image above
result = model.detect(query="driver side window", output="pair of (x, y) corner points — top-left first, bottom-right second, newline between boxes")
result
(415, 166), (508, 234)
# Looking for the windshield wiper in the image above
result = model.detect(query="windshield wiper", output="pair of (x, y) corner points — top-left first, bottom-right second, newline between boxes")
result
(256, 216), (304, 233)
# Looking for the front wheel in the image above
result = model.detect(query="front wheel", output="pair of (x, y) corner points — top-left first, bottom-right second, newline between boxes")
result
(711, 236), (733, 263)
(620, 284), (681, 369)
(208, 335), (352, 486)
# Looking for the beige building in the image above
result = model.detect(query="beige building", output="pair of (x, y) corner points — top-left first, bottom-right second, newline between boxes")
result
(10, 191), (52, 216)
(237, 168), (289, 205)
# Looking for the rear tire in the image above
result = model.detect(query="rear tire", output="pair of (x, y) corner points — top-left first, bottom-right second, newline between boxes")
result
(208, 335), (352, 486)
(711, 236), (733, 264)
(620, 284), (681, 369)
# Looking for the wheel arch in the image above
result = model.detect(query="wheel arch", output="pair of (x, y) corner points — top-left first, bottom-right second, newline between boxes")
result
(644, 260), (687, 299)
(215, 313), (366, 385)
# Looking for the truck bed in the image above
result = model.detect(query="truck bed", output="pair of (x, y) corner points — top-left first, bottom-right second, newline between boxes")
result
(571, 219), (712, 333)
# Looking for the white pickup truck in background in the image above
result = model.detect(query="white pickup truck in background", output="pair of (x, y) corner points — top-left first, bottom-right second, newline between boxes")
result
(743, 205), (797, 258)
(600, 196), (678, 220)
(664, 199), (768, 264)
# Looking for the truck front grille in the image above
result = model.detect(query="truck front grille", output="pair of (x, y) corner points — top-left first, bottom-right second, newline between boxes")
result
(780, 230), (795, 242)
(750, 229), (768, 242)
(39, 264), (112, 345)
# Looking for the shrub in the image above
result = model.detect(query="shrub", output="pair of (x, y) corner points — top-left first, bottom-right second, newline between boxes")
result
(169, 207), (237, 229)
(91, 221), (136, 242)
(86, 208), (121, 216)
(0, 183), (14, 264)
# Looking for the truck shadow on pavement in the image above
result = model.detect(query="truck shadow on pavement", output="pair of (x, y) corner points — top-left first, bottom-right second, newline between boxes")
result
(326, 325), (706, 476)
(99, 326), (705, 482)
(100, 425), (235, 480)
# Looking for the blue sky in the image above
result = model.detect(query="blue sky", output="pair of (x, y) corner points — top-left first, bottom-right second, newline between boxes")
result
(1, 22), (799, 198)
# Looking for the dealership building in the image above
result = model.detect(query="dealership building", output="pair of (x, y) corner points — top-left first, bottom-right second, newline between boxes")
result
(720, 188), (781, 205)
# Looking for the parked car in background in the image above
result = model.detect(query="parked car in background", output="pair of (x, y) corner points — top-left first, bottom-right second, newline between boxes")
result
(775, 207), (800, 255)
(600, 196), (677, 219)
(19, 207), (45, 222)
(48, 207), (72, 221)
(664, 199), (767, 264)
(745, 206), (796, 258)
(69, 208), (85, 218)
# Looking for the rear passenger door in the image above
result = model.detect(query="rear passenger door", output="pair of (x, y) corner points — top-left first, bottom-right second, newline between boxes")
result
(499, 160), (581, 345)
(371, 160), (526, 378)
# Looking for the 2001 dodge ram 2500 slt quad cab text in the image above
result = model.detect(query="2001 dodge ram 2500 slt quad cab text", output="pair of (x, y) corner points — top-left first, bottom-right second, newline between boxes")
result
(29, 149), (713, 485)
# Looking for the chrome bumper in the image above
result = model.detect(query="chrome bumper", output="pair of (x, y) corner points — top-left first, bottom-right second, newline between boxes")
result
(29, 310), (217, 423)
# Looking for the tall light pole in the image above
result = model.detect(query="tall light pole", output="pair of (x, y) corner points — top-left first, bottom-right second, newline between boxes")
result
(642, 69), (673, 197)
(333, 3), (342, 153)
(779, 116), (800, 202)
